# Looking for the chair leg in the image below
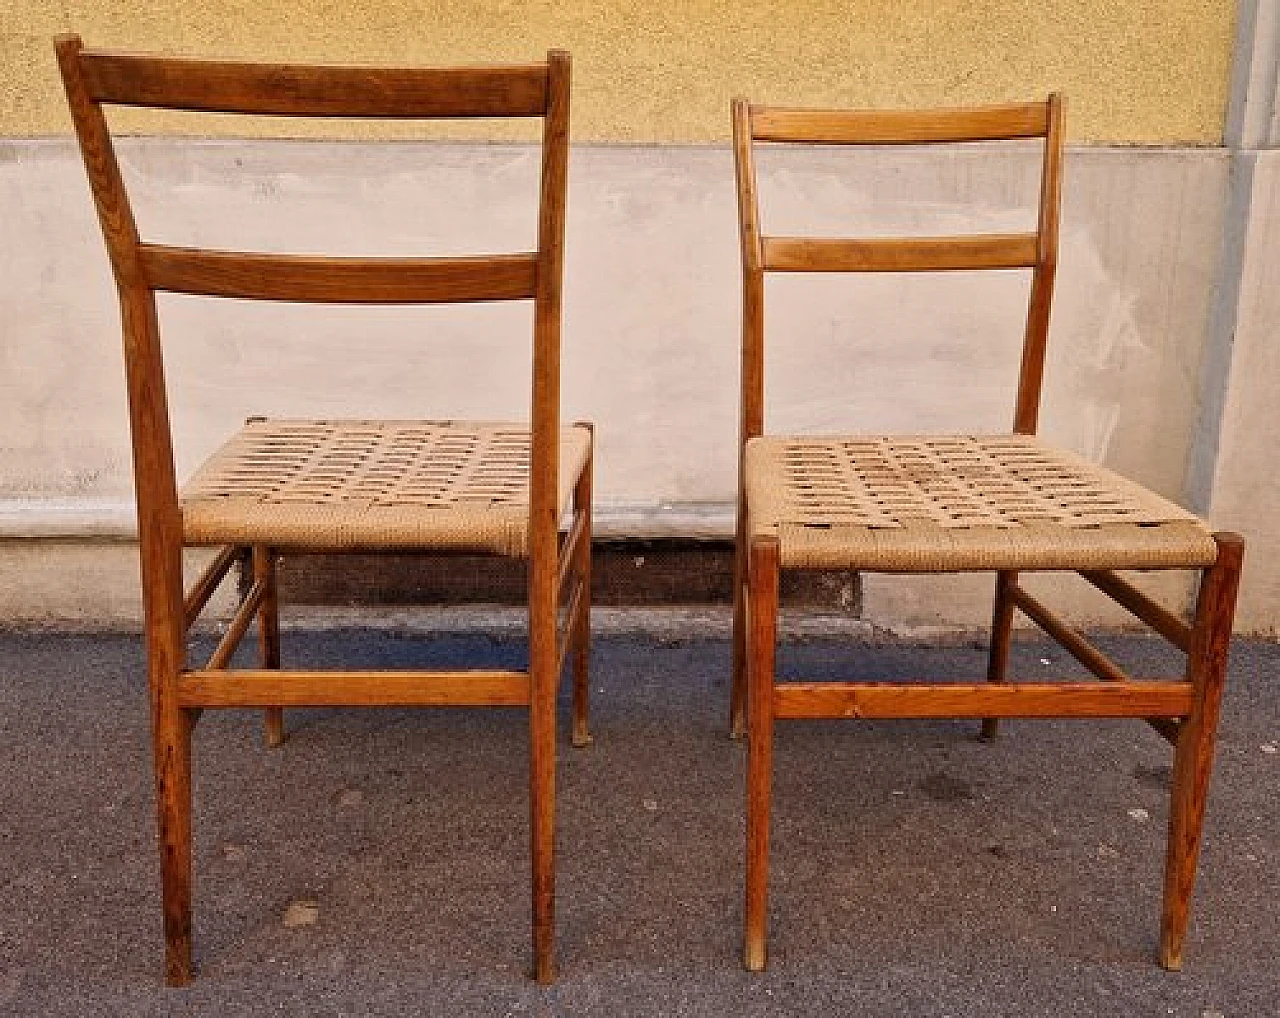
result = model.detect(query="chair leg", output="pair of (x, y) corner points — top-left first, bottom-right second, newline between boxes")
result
(529, 549), (559, 984)
(1160, 533), (1243, 970)
(147, 597), (194, 985)
(743, 536), (779, 971)
(571, 435), (594, 749)
(253, 546), (285, 748)
(981, 569), (1018, 741)
(729, 502), (749, 739)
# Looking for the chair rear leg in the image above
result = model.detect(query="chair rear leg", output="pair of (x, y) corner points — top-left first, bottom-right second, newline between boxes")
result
(148, 603), (194, 986)
(529, 546), (559, 983)
(730, 501), (749, 739)
(981, 569), (1018, 741)
(253, 546), (285, 747)
(743, 536), (779, 971)
(571, 433), (594, 748)
(1160, 533), (1243, 970)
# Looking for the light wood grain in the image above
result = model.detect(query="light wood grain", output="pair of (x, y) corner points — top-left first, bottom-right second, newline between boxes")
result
(527, 48), (572, 987)
(1161, 533), (1244, 969)
(80, 49), (549, 118)
(178, 669), (531, 706)
(58, 33), (585, 986)
(773, 681), (1193, 719)
(743, 536), (779, 973)
(751, 103), (1049, 144)
(140, 245), (538, 304)
(762, 234), (1037, 273)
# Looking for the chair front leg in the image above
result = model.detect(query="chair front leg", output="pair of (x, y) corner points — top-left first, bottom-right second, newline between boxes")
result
(1160, 533), (1243, 970)
(743, 535), (779, 971)
(253, 545), (285, 747)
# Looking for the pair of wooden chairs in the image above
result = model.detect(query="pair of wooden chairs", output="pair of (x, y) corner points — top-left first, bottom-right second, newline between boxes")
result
(57, 37), (1242, 985)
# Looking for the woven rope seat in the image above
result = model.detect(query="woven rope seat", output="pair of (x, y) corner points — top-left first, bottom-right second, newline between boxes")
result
(182, 419), (592, 556)
(746, 434), (1217, 572)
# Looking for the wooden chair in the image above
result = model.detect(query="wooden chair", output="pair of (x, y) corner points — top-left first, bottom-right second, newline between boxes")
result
(730, 96), (1243, 972)
(55, 35), (591, 985)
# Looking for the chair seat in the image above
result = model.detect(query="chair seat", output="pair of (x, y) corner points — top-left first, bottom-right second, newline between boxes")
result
(745, 433), (1218, 572)
(182, 419), (591, 556)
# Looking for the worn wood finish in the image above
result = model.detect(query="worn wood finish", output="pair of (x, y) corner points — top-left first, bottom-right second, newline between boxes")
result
(732, 92), (1240, 971)
(772, 681), (1193, 719)
(141, 246), (538, 304)
(58, 34), (583, 985)
(762, 234), (1038, 273)
(1012, 93), (1065, 435)
(981, 570), (1018, 740)
(730, 97), (764, 740)
(178, 669), (531, 707)
(743, 537), (779, 972)
(205, 577), (267, 670)
(251, 545), (285, 748)
(80, 49), (550, 118)
(570, 423), (594, 749)
(57, 34), (194, 986)
(1161, 533), (1244, 970)
(182, 545), (240, 628)
(750, 103), (1050, 144)
(1081, 569), (1193, 652)
(527, 49), (571, 987)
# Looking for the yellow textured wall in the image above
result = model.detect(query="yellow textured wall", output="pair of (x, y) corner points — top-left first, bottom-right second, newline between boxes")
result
(4, 1), (1236, 143)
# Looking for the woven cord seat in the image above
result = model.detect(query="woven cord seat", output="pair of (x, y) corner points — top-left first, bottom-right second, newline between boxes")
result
(730, 95), (1244, 977)
(746, 434), (1217, 572)
(59, 38), (588, 985)
(183, 420), (592, 555)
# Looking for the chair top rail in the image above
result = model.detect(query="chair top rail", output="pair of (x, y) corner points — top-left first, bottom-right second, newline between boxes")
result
(761, 233), (1039, 273)
(74, 44), (551, 118)
(751, 102), (1051, 145)
(139, 245), (539, 303)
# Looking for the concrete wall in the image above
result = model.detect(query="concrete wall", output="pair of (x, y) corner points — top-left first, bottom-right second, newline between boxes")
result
(1208, 153), (1280, 637)
(4, 1), (1280, 635)
(0, 137), (1230, 627)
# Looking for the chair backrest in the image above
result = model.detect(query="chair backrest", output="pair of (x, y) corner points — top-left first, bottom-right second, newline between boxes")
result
(732, 96), (1065, 449)
(55, 35), (570, 584)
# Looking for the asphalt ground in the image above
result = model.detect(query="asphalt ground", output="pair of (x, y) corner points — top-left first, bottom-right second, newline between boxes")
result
(0, 628), (1276, 1016)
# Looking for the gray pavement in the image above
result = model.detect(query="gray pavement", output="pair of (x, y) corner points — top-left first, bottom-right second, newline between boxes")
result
(0, 627), (1276, 1015)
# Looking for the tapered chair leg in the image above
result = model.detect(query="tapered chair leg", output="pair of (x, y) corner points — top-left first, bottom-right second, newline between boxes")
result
(1160, 533), (1243, 970)
(571, 431), (594, 749)
(529, 543), (559, 983)
(729, 500), (750, 739)
(155, 702), (194, 985)
(252, 546), (285, 748)
(148, 602), (195, 986)
(981, 569), (1018, 741)
(743, 536), (779, 971)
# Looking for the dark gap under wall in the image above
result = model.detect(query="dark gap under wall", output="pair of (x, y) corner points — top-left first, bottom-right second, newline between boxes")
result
(259, 539), (861, 612)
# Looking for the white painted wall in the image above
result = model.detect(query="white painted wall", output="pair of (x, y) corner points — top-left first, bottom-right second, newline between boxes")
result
(0, 139), (1246, 627)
